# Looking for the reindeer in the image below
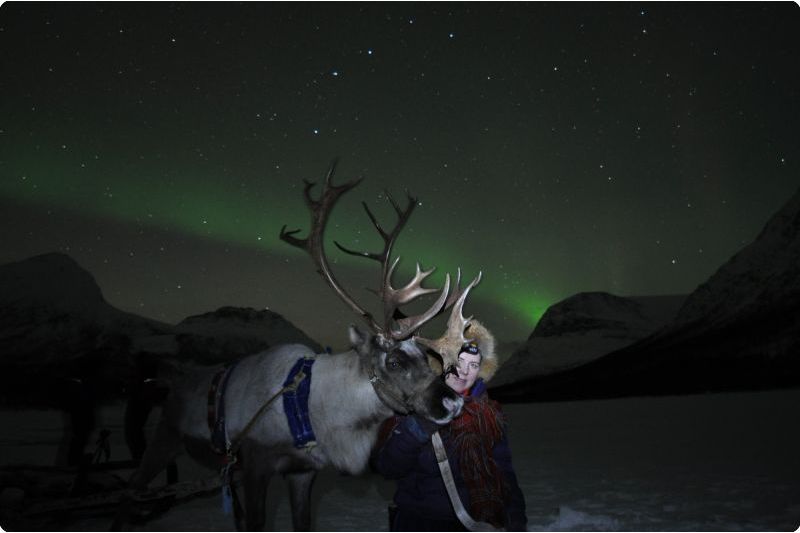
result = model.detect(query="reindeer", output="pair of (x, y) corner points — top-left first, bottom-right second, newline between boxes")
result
(121, 162), (482, 531)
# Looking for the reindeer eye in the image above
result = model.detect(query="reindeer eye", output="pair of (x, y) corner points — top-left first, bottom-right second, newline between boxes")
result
(388, 360), (400, 370)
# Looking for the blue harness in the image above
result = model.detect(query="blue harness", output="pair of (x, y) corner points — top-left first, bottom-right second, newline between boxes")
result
(207, 355), (318, 455)
(282, 355), (318, 449)
(209, 355), (318, 515)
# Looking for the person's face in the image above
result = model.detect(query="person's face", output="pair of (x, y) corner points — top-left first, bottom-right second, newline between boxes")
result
(445, 352), (481, 394)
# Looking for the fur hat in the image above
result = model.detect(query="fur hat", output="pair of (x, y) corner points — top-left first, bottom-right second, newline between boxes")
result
(425, 319), (498, 383)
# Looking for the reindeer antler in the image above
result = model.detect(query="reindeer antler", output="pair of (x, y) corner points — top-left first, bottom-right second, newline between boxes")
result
(280, 160), (382, 332)
(280, 160), (450, 340)
(384, 259), (451, 339)
(413, 270), (482, 359)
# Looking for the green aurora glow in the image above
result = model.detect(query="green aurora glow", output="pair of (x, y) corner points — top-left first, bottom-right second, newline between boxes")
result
(1, 153), (550, 328)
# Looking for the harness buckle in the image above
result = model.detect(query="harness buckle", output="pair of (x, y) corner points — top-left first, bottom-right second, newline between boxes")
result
(223, 450), (238, 466)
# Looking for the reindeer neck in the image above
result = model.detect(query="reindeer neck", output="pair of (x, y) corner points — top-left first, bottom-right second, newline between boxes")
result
(312, 349), (392, 418)
(309, 350), (394, 474)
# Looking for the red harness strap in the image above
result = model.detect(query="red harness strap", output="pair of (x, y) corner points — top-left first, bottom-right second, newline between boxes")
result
(207, 368), (226, 432)
(207, 362), (240, 455)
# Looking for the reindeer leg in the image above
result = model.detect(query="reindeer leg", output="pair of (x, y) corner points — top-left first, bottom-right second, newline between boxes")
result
(112, 420), (183, 531)
(240, 440), (272, 531)
(231, 477), (246, 532)
(286, 470), (316, 532)
(129, 418), (183, 490)
(242, 470), (271, 532)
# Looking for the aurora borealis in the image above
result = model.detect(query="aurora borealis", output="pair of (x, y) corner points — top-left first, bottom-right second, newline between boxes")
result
(1, 3), (798, 348)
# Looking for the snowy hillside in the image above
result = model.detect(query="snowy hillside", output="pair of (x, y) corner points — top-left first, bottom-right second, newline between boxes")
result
(492, 186), (800, 401)
(172, 306), (321, 363)
(491, 292), (685, 387)
(672, 186), (800, 330)
(0, 254), (171, 405)
(647, 185), (800, 364)
(0, 252), (170, 335)
(0, 253), (322, 406)
(0, 252), (106, 316)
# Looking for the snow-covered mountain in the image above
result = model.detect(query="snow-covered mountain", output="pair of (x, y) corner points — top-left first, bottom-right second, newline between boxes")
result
(0, 252), (169, 336)
(171, 306), (321, 364)
(0, 253), (171, 405)
(669, 186), (800, 335)
(492, 186), (800, 401)
(0, 253), (321, 406)
(642, 185), (800, 365)
(491, 292), (685, 387)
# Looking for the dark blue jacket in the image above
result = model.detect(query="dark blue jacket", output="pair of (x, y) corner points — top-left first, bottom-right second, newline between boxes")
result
(372, 380), (527, 531)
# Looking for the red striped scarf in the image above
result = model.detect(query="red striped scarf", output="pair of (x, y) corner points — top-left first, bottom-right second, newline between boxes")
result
(444, 390), (508, 528)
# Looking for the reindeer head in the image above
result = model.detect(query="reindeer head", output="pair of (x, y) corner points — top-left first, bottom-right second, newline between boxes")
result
(347, 325), (462, 423)
(279, 160), (470, 423)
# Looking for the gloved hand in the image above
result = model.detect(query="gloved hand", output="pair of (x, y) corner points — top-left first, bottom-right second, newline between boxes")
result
(401, 414), (445, 443)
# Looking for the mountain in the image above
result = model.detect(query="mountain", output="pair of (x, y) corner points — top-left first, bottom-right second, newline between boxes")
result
(0, 253), (321, 406)
(172, 306), (321, 364)
(670, 186), (800, 334)
(0, 253), (171, 405)
(492, 186), (800, 402)
(491, 292), (685, 387)
(0, 252), (168, 334)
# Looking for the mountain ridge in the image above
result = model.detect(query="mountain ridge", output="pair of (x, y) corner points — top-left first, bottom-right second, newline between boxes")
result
(491, 186), (800, 401)
(0, 253), (321, 406)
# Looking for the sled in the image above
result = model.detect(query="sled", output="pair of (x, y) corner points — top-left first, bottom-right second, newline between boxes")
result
(0, 460), (226, 530)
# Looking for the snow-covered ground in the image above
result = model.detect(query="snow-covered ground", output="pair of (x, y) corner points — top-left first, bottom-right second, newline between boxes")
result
(2, 389), (798, 531)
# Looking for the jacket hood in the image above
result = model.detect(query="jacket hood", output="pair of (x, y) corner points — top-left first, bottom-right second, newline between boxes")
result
(425, 319), (499, 383)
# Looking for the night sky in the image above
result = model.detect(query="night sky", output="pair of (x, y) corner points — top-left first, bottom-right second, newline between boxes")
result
(1, 3), (798, 349)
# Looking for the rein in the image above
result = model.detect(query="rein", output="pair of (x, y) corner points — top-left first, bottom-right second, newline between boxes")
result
(226, 365), (308, 459)
(368, 370), (413, 414)
(211, 357), (312, 519)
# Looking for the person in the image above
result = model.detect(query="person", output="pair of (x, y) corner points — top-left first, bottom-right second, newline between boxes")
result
(372, 320), (527, 531)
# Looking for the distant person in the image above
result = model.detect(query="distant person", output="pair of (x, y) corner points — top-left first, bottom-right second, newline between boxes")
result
(93, 429), (112, 463)
(64, 376), (96, 467)
(373, 321), (527, 531)
(61, 353), (103, 467)
(124, 353), (159, 462)
(124, 353), (177, 482)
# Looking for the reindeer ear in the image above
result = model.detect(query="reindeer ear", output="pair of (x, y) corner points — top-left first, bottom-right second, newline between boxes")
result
(373, 333), (395, 352)
(426, 349), (444, 376)
(348, 325), (368, 349)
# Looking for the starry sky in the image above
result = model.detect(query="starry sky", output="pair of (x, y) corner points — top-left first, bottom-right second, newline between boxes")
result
(1, 3), (798, 349)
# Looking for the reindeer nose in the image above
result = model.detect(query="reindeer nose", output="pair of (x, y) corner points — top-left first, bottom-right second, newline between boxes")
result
(442, 396), (464, 418)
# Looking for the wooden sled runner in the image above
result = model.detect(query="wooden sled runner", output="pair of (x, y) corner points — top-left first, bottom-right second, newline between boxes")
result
(0, 460), (230, 530)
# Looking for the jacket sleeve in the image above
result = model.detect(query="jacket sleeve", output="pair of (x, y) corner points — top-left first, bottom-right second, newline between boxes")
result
(494, 432), (528, 531)
(372, 415), (439, 479)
